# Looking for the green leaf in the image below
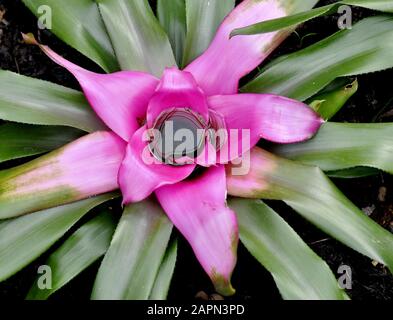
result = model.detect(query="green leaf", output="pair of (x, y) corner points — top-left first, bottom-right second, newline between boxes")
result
(21, 0), (118, 73)
(308, 78), (358, 120)
(157, 0), (186, 66)
(348, 0), (393, 12)
(149, 239), (178, 300)
(96, 0), (176, 75)
(0, 193), (117, 282)
(230, 198), (349, 300)
(26, 210), (116, 300)
(231, 4), (337, 37)
(0, 123), (83, 164)
(243, 16), (393, 101)
(91, 199), (173, 300)
(0, 70), (104, 132)
(182, 0), (235, 67)
(272, 122), (393, 174)
(327, 167), (381, 179)
(277, 0), (321, 13)
(227, 148), (393, 273)
(231, 1), (393, 37)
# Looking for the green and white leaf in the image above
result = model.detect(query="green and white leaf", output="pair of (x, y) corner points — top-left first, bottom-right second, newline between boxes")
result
(273, 122), (393, 174)
(0, 193), (116, 282)
(157, 0), (187, 66)
(243, 16), (393, 101)
(96, 0), (176, 75)
(327, 167), (381, 179)
(149, 239), (178, 300)
(182, 0), (235, 66)
(26, 210), (116, 300)
(22, 0), (118, 72)
(231, 0), (393, 36)
(92, 199), (173, 300)
(230, 198), (349, 300)
(0, 70), (104, 132)
(0, 123), (83, 164)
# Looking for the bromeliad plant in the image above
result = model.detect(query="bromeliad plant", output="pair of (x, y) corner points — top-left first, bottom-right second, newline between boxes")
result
(0, 0), (393, 300)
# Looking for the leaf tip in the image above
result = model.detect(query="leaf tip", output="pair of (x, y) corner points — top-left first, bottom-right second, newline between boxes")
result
(211, 272), (236, 297)
(229, 29), (240, 39)
(21, 32), (38, 45)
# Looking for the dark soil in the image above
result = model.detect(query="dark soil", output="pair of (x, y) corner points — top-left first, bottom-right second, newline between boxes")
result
(0, 0), (392, 301)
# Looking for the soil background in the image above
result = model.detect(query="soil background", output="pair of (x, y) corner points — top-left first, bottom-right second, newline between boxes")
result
(0, 0), (392, 300)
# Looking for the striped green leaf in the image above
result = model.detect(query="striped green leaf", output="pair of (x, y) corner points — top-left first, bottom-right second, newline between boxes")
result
(243, 16), (393, 101)
(0, 193), (117, 282)
(182, 0), (235, 66)
(273, 122), (393, 174)
(231, 0), (393, 37)
(26, 210), (116, 300)
(149, 239), (178, 300)
(0, 70), (104, 132)
(0, 123), (83, 164)
(21, 0), (118, 72)
(157, 0), (187, 66)
(92, 199), (173, 300)
(327, 167), (381, 179)
(96, 0), (176, 75)
(230, 198), (349, 300)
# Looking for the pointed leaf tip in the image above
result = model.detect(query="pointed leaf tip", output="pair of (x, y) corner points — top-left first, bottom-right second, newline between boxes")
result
(212, 272), (236, 296)
(21, 32), (38, 45)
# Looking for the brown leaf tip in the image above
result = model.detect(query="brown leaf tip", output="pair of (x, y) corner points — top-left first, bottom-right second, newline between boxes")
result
(21, 32), (38, 45)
